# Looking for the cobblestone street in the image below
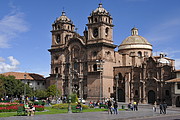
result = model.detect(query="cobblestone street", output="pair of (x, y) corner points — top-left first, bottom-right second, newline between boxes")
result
(0, 106), (180, 120)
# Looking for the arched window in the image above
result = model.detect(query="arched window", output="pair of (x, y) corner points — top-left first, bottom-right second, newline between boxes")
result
(74, 62), (79, 71)
(93, 64), (97, 71)
(56, 34), (61, 43)
(94, 18), (98, 23)
(93, 51), (97, 57)
(106, 18), (108, 22)
(58, 25), (60, 30)
(138, 51), (142, 58)
(165, 90), (170, 96)
(135, 90), (138, 96)
(54, 55), (59, 60)
(105, 27), (109, 36)
(55, 67), (58, 74)
(65, 35), (68, 44)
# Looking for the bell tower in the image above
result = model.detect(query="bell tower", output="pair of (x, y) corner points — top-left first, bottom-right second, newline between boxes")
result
(86, 3), (116, 100)
(86, 3), (114, 45)
(49, 11), (75, 76)
(51, 11), (75, 48)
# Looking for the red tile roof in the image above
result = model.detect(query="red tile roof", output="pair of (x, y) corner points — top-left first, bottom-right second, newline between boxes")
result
(166, 78), (180, 83)
(1, 72), (45, 81)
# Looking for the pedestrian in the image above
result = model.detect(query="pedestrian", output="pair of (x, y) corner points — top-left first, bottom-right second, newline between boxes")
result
(133, 102), (138, 111)
(159, 102), (164, 114)
(113, 101), (118, 114)
(163, 102), (167, 114)
(107, 100), (112, 114)
(153, 101), (157, 112)
(76, 102), (82, 111)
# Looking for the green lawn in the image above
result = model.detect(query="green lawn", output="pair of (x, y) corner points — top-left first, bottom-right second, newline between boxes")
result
(0, 106), (108, 117)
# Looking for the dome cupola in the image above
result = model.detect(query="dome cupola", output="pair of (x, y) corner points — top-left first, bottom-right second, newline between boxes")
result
(91, 3), (111, 16)
(55, 11), (73, 24)
(118, 27), (152, 51)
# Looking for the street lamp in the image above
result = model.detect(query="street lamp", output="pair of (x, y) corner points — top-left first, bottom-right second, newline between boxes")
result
(96, 59), (104, 102)
(56, 73), (58, 104)
(78, 74), (83, 103)
(68, 63), (72, 113)
(24, 74), (27, 104)
(115, 74), (119, 102)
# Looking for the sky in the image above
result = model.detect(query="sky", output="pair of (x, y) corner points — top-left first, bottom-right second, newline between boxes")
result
(0, 0), (180, 77)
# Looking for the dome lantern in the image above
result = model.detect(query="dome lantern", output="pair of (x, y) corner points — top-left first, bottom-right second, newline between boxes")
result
(131, 27), (138, 36)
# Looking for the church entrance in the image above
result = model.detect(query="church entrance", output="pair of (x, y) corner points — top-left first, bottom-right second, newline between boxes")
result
(118, 89), (125, 102)
(148, 90), (156, 104)
(176, 96), (180, 107)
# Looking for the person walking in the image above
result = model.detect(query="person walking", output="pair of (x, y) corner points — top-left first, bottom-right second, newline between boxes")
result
(133, 102), (138, 111)
(107, 100), (112, 114)
(153, 101), (157, 112)
(159, 102), (164, 114)
(163, 102), (167, 114)
(113, 101), (118, 114)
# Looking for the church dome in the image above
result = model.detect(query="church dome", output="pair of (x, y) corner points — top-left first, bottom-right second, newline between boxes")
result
(56, 11), (72, 23)
(118, 27), (152, 50)
(91, 3), (110, 16)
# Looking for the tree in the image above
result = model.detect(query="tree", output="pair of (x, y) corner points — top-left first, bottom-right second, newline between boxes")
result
(0, 78), (5, 98)
(46, 85), (61, 99)
(0, 75), (33, 98)
(35, 89), (47, 99)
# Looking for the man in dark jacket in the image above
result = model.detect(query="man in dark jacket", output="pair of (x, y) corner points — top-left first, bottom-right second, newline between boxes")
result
(163, 102), (167, 114)
(159, 102), (164, 114)
(107, 100), (112, 114)
(113, 101), (118, 114)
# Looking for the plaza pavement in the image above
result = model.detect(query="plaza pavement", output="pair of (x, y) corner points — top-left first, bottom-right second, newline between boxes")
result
(0, 104), (180, 120)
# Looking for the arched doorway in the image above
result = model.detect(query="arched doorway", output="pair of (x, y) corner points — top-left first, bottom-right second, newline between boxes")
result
(148, 90), (156, 104)
(176, 96), (180, 107)
(118, 89), (125, 102)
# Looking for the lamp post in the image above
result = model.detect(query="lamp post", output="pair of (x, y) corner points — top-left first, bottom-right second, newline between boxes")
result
(79, 74), (83, 103)
(68, 63), (72, 113)
(115, 74), (119, 102)
(56, 73), (58, 104)
(96, 59), (104, 102)
(24, 74), (27, 104)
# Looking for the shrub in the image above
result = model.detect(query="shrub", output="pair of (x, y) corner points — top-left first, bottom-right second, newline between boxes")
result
(52, 103), (88, 109)
(33, 100), (45, 106)
(67, 94), (78, 103)
(0, 102), (19, 107)
(34, 105), (44, 111)
(0, 102), (44, 112)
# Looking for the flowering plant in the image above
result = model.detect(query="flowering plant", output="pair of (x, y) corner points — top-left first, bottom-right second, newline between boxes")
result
(0, 103), (44, 112)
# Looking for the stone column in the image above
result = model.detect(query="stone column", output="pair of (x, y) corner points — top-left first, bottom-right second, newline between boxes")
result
(139, 83), (142, 103)
(142, 81), (146, 104)
(125, 73), (130, 103)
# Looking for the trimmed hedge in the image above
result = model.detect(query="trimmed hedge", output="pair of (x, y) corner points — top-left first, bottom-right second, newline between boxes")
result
(52, 103), (88, 109)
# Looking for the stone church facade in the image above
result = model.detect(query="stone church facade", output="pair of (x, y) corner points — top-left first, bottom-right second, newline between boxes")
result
(46, 3), (176, 105)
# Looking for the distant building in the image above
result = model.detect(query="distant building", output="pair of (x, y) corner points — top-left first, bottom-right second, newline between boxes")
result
(1, 72), (46, 90)
(47, 3), (176, 106)
(166, 70), (180, 107)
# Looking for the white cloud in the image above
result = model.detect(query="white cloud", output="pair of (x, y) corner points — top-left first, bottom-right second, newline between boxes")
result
(146, 17), (180, 42)
(0, 56), (20, 73)
(0, 4), (29, 48)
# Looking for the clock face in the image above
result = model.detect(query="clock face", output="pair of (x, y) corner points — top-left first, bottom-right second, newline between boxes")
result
(93, 28), (98, 38)
(56, 35), (61, 43)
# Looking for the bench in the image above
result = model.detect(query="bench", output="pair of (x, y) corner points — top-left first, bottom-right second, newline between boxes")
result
(17, 106), (27, 116)
(72, 105), (82, 113)
(99, 104), (108, 109)
(17, 106), (35, 116)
